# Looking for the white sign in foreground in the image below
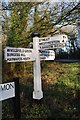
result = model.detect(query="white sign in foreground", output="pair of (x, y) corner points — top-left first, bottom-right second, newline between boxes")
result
(0, 82), (15, 101)
(4, 47), (35, 62)
(39, 49), (55, 60)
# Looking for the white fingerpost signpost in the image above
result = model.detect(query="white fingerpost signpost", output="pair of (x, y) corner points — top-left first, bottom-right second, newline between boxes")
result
(4, 32), (68, 100)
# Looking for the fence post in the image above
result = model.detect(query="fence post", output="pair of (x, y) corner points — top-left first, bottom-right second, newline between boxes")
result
(13, 77), (21, 120)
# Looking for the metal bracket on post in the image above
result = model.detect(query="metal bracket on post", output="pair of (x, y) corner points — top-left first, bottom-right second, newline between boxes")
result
(32, 32), (43, 100)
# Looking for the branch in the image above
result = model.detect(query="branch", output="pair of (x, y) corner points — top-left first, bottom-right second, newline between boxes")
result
(53, 2), (80, 26)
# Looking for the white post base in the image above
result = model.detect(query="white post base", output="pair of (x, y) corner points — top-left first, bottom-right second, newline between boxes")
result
(33, 90), (43, 100)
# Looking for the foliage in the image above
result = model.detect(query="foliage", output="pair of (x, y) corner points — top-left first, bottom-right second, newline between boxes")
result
(2, 2), (80, 46)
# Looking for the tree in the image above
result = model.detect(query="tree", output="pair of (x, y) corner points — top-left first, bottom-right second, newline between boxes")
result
(6, 2), (34, 47)
(2, 2), (80, 46)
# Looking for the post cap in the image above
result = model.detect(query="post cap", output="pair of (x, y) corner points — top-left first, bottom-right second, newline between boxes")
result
(31, 32), (40, 38)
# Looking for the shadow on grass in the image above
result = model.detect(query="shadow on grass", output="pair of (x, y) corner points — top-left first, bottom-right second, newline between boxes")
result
(19, 76), (80, 119)
(42, 82), (80, 119)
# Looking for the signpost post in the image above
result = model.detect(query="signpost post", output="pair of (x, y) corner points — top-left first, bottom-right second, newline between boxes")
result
(0, 40), (2, 120)
(33, 35), (43, 100)
(13, 77), (21, 120)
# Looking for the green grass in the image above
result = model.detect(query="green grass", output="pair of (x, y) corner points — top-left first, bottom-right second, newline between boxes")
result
(2, 62), (80, 119)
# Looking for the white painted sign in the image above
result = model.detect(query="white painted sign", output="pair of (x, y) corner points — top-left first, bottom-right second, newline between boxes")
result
(29, 34), (67, 49)
(39, 41), (65, 49)
(39, 34), (67, 44)
(39, 50), (55, 60)
(39, 34), (67, 49)
(4, 47), (35, 62)
(0, 82), (15, 101)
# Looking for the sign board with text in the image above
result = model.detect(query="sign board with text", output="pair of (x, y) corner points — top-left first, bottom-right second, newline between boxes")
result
(39, 34), (67, 49)
(0, 82), (15, 101)
(39, 50), (55, 60)
(39, 41), (65, 49)
(39, 34), (67, 44)
(4, 47), (35, 62)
